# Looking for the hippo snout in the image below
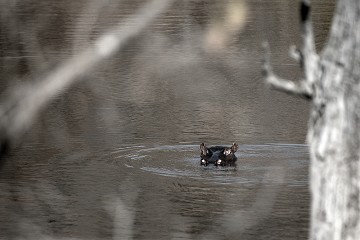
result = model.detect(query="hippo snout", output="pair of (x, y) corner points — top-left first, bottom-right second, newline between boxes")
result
(200, 143), (238, 166)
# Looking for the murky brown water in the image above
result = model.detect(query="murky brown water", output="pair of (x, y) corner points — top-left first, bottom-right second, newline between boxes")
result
(0, 0), (335, 239)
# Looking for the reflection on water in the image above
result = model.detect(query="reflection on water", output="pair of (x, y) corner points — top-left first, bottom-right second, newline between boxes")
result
(119, 144), (308, 187)
(1, 144), (309, 239)
(0, 0), (335, 239)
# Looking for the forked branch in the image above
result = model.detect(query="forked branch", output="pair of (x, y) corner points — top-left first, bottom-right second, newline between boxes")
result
(262, 0), (319, 98)
(262, 42), (313, 98)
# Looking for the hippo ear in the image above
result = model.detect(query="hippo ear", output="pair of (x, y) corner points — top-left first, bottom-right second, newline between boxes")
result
(200, 143), (208, 155)
(231, 143), (239, 152)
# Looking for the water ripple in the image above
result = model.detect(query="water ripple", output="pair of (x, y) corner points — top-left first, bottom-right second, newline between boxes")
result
(111, 143), (309, 186)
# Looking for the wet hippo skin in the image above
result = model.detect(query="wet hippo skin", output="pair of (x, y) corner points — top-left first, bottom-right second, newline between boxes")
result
(200, 143), (238, 166)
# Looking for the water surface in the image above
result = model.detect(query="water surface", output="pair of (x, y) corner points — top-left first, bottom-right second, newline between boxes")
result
(0, 0), (335, 239)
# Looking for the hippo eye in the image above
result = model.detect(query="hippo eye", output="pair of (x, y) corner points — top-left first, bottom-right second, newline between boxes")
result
(224, 149), (231, 155)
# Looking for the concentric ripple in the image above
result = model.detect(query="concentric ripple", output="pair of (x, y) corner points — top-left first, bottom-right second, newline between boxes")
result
(110, 144), (309, 186)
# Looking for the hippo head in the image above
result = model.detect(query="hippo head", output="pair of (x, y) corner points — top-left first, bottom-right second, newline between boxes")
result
(200, 143), (238, 166)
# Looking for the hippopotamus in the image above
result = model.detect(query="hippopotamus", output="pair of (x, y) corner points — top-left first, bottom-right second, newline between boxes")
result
(200, 143), (239, 166)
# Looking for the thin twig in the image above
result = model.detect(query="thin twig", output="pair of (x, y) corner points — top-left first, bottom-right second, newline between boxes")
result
(289, 45), (303, 68)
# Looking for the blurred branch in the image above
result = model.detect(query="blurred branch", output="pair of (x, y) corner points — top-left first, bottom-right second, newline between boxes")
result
(72, 0), (121, 53)
(299, 0), (319, 85)
(0, 0), (173, 157)
(262, 0), (319, 99)
(262, 42), (313, 99)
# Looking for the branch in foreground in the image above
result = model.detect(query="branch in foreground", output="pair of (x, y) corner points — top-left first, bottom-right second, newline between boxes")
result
(262, 42), (313, 99)
(261, 0), (318, 98)
(274, 0), (319, 84)
(300, 0), (319, 85)
(300, 0), (316, 56)
(0, 0), (173, 157)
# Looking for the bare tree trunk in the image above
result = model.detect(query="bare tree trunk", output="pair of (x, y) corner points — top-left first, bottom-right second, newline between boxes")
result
(263, 0), (360, 239)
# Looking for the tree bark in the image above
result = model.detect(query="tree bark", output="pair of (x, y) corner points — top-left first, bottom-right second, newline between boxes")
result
(263, 0), (360, 239)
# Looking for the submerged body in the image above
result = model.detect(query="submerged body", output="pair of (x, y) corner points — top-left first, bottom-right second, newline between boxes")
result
(200, 143), (238, 166)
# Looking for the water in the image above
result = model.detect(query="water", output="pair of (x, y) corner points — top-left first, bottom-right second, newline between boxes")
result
(0, 1), (335, 239)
